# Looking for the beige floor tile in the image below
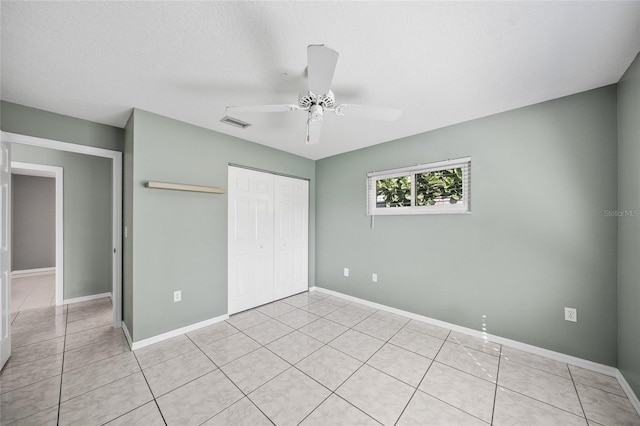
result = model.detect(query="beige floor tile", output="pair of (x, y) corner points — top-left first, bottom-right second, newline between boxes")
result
(186, 321), (239, 348)
(402, 319), (451, 340)
(200, 331), (261, 366)
(368, 343), (432, 387)
(4, 336), (64, 368)
(435, 341), (499, 383)
(353, 316), (404, 341)
(576, 383), (640, 426)
(299, 317), (348, 343)
(397, 390), (488, 426)
(9, 405), (58, 426)
(329, 329), (385, 362)
(419, 361), (495, 423)
(243, 318), (294, 345)
(300, 394), (379, 426)
(493, 386), (587, 426)
(0, 353), (63, 394)
(447, 331), (501, 357)
(390, 328), (445, 359)
(250, 367), (331, 426)
(275, 309), (320, 329)
(133, 334), (196, 369)
(501, 345), (571, 378)
(221, 347), (289, 393)
(58, 372), (152, 426)
(63, 332), (129, 372)
(0, 375), (61, 425)
(65, 325), (123, 351)
(569, 365), (626, 396)
(337, 365), (414, 426)
(498, 358), (583, 416)
(105, 401), (165, 426)
(143, 348), (217, 398)
(61, 351), (140, 401)
(202, 397), (272, 426)
(296, 345), (363, 391)
(266, 330), (324, 364)
(226, 310), (270, 330)
(300, 300), (341, 317)
(156, 370), (243, 426)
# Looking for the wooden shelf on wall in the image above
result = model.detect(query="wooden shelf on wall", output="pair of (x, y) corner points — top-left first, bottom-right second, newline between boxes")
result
(144, 181), (226, 194)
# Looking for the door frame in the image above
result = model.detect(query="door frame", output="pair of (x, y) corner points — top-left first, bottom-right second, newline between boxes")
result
(11, 162), (64, 306)
(1, 132), (123, 329)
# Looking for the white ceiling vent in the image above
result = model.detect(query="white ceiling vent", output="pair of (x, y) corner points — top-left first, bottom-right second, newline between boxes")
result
(220, 116), (251, 129)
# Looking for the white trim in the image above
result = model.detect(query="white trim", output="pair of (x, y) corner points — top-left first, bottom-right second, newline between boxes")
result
(617, 370), (640, 414)
(3, 132), (123, 329)
(11, 267), (55, 276)
(367, 157), (471, 216)
(64, 292), (111, 305)
(311, 286), (632, 381)
(11, 161), (64, 306)
(122, 321), (133, 350)
(367, 156), (472, 178)
(129, 314), (229, 351)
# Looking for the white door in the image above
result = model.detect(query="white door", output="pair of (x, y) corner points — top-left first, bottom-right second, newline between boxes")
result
(228, 167), (274, 314)
(0, 140), (12, 370)
(273, 175), (309, 300)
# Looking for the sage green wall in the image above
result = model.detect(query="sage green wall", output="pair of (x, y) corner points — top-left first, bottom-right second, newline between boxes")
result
(618, 52), (640, 395)
(129, 109), (315, 342)
(1, 101), (123, 151)
(1, 102), (121, 300)
(316, 86), (619, 365)
(123, 112), (134, 330)
(10, 144), (113, 299)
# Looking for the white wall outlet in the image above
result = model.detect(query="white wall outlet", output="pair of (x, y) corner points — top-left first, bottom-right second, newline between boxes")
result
(565, 307), (577, 322)
(343, 268), (349, 277)
(372, 273), (378, 282)
(174, 290), (182, 302)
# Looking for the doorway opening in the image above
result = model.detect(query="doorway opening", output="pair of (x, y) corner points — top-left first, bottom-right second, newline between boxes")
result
(10, 162), (63, 310)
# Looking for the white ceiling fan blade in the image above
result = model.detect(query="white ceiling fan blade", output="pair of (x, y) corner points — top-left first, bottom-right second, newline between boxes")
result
(226, 104), (301, 113)
(306, 117), (323, 145)
(333, 104), (402, 121)
(307, 44), (339, 96)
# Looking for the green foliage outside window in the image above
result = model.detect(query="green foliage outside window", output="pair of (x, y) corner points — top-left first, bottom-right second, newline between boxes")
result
(376, 168), (463, 208)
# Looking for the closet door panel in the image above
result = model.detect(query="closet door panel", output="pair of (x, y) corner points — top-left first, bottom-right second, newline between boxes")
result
(228, 167), (274, 314)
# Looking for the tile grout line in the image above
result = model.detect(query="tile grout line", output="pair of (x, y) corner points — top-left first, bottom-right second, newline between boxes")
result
(184, 333), (277, 426)
(568, 365), (590, 423)
(489, 344), (502, 425)
(131, 349), (168, 425)
(392, 329), (450, 426)
(56, 304), (68, 426)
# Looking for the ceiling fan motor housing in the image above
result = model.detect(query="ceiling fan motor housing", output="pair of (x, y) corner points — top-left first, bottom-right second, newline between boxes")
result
(299, 90), (335, 110)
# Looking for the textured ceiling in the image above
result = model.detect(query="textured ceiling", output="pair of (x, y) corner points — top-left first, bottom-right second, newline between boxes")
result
(2, 1), (639, 160)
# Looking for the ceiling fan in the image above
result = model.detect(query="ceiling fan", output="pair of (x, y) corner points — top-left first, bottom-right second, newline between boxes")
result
(225, 44), (402, 145)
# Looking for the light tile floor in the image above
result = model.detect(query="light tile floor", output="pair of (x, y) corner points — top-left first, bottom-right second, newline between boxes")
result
(2, 291), (640, 426)
(11, 272), (56, 313)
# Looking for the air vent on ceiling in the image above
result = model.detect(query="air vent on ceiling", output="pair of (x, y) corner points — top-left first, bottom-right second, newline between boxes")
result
(220, 116), (251, 129)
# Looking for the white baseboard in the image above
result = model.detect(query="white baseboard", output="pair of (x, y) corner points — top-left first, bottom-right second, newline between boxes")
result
(122, 321), (133, 350)
(128, 314), (229, 351)
(617, 370), (640, 415)
(311, 285), (639, 411)
(63, 292), (111, 305)
(11, 267), (55, 277)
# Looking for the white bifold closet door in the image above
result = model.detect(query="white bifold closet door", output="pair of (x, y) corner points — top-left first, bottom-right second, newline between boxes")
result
(228, 166), (308, 314)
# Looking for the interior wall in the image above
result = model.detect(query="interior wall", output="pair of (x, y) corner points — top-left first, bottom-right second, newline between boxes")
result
(316, 86), (619, 366)
(11, 174), (56, 271)
(123, 112), (134, 333)
(128, 109), (316, 342)
(1, 101), (122, 300)
(618, 51), (640, 395)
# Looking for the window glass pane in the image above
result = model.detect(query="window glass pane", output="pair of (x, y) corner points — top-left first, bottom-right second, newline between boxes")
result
(376, 175), (411, 207)
(415, 168), (463, 206)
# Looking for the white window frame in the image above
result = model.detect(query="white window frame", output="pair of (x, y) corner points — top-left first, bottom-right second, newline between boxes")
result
(367, 157), (471, 216)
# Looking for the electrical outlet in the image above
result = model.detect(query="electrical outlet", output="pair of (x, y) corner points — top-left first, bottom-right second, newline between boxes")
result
(565, 307), (577, 322)
(174, 290), (182, 302)
(343, 268), (349, 277)
(372, 273), (378, 282)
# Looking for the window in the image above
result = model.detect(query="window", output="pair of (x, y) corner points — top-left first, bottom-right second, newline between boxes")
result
(367, 157), (471, 215)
